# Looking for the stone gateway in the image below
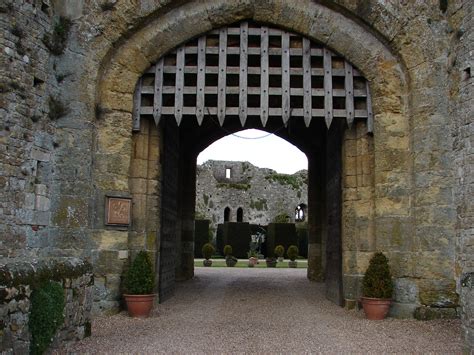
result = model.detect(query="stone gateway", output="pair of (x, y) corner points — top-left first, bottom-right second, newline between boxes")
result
(0, 0), (472, 352)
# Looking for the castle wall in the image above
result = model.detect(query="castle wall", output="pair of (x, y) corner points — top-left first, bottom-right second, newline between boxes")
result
(0, 0), (472, 350)
(195, 160), (308, 230)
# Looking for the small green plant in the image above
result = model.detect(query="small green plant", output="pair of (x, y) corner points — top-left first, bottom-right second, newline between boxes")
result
(48, 96), (69, 120)
(124, 251), (155, 294)
(287, 245), (299, 261)
(43, 16), (72, 55)
(29, 281), (65, 355)
(274, 245), (285, 258)
(202, 243), (215, 260)
(273, 213), (289, 223)
(223, 245), (233, 257)
(362, 252), (393, 299)
(265, 173), (301, 189)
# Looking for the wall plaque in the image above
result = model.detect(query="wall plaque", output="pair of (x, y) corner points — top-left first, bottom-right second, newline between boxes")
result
(106, 197), (132, 226)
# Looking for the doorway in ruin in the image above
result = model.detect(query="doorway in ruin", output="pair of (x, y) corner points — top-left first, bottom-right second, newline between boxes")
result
(132, 21), (373, 305)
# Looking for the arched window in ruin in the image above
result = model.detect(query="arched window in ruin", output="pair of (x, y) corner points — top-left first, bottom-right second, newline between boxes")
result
(237, 207), (243, 222)
(295, 203), (307, 222)
(224, 207), (231, 222)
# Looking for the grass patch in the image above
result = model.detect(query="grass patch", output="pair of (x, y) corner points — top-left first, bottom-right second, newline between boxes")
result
(265, 173), (302, 190)
(194, 259), (307, 268)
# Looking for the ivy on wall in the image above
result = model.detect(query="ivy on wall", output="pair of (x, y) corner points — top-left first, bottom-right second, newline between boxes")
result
(29, 281), (65, 355)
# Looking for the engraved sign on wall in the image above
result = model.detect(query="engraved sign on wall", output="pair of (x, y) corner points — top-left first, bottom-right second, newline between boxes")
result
(106, 197), (132, 226)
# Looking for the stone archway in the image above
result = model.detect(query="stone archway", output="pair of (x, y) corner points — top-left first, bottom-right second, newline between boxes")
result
(95, 0), (408, 308)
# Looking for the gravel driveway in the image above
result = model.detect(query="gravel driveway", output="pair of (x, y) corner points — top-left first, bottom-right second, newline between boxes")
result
(68, 267), (462, 354)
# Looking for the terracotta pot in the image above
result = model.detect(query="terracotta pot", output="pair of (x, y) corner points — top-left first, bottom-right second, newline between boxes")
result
(361, 297), (391, 320)
(203, 259), (212, 267)
(124, 294), (155, 318)
(266, 258), (277, 267)
(225, 257), (237, 267)
(248, 257), (258, 266)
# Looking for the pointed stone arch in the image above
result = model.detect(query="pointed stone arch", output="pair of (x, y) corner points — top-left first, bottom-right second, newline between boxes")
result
(95, 0), (410, 308)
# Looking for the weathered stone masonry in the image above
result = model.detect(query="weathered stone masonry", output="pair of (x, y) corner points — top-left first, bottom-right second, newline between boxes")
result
(0, 0), (472, 351)
(196, 160), (308, 228)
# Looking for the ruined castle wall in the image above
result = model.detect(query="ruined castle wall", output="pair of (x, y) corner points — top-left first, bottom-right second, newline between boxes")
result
(448, 0), (474, 349)
(195, 160), (308, 232)
(1, 1), (63, 259)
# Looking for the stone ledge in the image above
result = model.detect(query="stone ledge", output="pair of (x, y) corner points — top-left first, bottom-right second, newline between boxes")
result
(0, 258), (94, 353)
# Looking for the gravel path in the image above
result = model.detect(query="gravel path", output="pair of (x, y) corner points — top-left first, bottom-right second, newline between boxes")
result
(68, 268), (462, 354)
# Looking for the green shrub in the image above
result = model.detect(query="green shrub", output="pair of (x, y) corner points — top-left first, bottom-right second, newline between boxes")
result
(273, 213), (289, 223)
(223, 245), (233, 256)
(124, 251), (155, 294)
(43, 16), (72, 55)
(287, 245), (299, 261)
(362, 252), (393, 299)
(274, 245), (285, 258)
(48, 96), (69, 120)
(29, 281), (65, 355)
(202, 243), (215, 260)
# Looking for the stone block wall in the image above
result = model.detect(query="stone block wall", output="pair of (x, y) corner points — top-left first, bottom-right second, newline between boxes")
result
(0, 0), (59, 259)
(448, 0), (474, 350)
(0, 258), (93, 353)
(0, 1), (473, 351)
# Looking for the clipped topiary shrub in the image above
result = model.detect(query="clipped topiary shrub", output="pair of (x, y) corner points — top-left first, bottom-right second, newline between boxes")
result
(202, 243), (215, 260)
(223, 245), (233, 257)
(274, 245), (285, 258)
(29, 281), (65, 355)
(362, 252), (393, 299)
(287, 245), (299, 261)
(124, 251), (155, 295)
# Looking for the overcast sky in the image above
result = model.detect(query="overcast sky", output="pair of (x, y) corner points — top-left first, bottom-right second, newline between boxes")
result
(197, 129), (308, 174)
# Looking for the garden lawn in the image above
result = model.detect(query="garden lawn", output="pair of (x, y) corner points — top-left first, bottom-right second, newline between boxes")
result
(194, 259), (307, 268)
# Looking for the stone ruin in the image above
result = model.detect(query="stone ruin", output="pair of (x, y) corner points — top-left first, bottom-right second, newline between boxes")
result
(195, 160), (308, 227)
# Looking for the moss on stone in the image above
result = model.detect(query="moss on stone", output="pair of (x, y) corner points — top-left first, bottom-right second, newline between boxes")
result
(250, 198), (268, 211)
(265, 173), (301, 190)
(0, 259), (92, 302)
(216, 182), (251, 190)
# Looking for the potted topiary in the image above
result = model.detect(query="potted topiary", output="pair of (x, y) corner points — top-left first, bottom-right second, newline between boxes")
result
(274, 245), (285, 263)
(123, 251), (156, 317)
(224, 244), (238, 267)
(247, 249), (258, 267)
(287, 245), (299, 268)
(265, 256), (277, 267)
(360, 252), (393, 320)
(202, 243), (215, 266)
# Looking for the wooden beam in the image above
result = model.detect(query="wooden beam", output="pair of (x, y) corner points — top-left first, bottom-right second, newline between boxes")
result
(366, 81), (374, 133)
(132, 77), (142, 131)
(153, 58), (164, 126)
(303, 37), (312, 127)
(217, 28), (227, 126)
(260, 26), (269, 127)
(239, 21), (248, 126)
(174, 46), (185, 125)
(323, 47), (333, 129)
(344, 60), (354, 127)
(282, 31), (290, 124)
(196, 36), (206, 125)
